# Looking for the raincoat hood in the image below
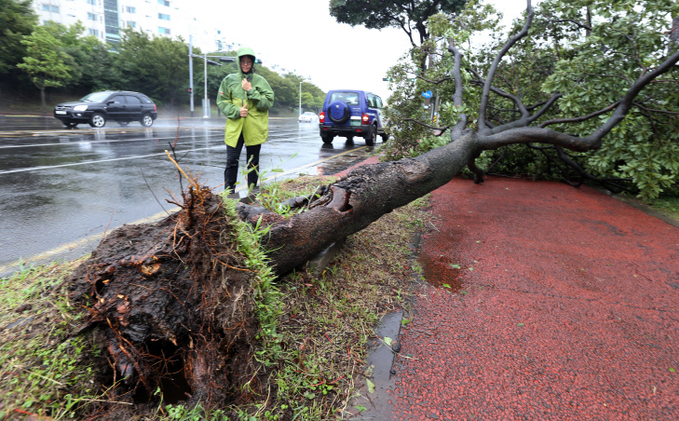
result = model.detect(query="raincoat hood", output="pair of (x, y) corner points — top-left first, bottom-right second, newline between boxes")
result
(237, 47), (256, 76)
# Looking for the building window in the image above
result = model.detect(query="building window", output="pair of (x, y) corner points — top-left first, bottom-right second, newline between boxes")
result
(86, 0), (96, 4)
(157, 0), (169, 5)
(158, 27), (171, 35)
(158, 13), (170, 20)
(89, 29), (99, 36)
(127, 21), (136, 28)
(42, 4), (59, 12)
(126, 6), (135, 12)
(87, 12), (96, 20)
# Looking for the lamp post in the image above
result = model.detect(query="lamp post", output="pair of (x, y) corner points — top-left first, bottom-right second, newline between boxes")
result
(298, 81), (303, 117)
(298, 77), (310, 117)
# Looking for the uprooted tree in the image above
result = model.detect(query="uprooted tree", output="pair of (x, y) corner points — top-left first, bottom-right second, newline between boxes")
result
(68, 0), (679, 412)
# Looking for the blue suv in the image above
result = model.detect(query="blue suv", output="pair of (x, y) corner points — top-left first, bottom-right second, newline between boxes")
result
(319, 90), (387, 146)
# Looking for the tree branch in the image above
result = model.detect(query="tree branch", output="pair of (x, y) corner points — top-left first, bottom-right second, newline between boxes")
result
(477, 0), (534, 134)
(447, 38), (468, 139)
(582, 47), (679, 147)
(539, 101), (620, 128)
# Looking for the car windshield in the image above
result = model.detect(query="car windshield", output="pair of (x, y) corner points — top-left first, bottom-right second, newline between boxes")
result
(80, 92), (113, 102)
(303, 112), (315, 116)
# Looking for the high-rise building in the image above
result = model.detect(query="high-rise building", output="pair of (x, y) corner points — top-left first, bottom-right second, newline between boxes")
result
(31, 0), (226, 52)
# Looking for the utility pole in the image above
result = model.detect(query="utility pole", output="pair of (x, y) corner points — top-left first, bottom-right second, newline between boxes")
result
(203, 52), (209, 118)
(189, 35), (194, 117)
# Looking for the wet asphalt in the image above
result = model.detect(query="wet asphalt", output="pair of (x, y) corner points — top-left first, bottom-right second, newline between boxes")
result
(0, 115), (376, 277)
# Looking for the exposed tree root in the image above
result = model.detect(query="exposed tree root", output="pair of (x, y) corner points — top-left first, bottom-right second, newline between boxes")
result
(67, 185), (264, 410)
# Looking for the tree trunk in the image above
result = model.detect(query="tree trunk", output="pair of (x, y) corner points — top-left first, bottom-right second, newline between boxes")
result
(243, 133), (479, 275)
(40, 84), (46, 115)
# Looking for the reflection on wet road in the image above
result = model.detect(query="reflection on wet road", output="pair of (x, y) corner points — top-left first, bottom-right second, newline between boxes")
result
(0, 116), (378, 276)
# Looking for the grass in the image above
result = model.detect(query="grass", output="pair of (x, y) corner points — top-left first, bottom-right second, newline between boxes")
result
(219, 175), (434, 420)
(634, 193), (679, 221)
(0, 175), (435, 420)
(0, 257), (102, 420)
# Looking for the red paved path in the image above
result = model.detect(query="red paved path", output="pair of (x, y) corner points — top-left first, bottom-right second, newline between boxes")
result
(390, 176), (679, 420)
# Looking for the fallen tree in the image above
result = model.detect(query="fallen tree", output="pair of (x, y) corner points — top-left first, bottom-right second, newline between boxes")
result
(257, 0), (679, 274)
(66, 0), (678, 414)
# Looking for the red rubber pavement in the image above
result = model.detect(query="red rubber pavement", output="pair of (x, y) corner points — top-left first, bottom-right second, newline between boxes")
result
(390, 176), (679, 420)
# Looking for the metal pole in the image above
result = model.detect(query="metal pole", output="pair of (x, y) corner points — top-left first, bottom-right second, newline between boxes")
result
(203, 52), (209, 118)
(189, 36), (194, 117)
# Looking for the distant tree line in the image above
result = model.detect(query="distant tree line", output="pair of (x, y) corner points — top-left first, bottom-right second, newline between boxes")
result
(0, 0), (324, 114)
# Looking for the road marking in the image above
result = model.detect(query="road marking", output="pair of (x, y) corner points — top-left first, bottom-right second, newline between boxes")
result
(0, 145), (367, 276)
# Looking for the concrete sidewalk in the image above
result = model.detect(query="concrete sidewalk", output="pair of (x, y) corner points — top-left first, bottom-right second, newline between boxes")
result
(389, 176), (679, 420)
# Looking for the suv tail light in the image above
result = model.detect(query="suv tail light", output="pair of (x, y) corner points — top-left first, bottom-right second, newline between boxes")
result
(361, 113), (370, 124)
(319, 111), (325, 123)
(154, 104), (157, 111)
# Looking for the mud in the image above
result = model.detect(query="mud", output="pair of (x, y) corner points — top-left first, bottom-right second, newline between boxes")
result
(67, 186), (262, 416)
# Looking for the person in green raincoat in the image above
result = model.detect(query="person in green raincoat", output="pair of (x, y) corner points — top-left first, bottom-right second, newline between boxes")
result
(216, 47), (274, 195)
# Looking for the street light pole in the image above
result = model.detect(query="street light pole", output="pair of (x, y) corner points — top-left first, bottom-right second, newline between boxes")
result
(189, 36), (194, 117)
(203, 52), (209, 118)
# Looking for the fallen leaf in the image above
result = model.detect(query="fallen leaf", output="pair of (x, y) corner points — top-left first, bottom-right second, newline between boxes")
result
(366, 379), (375, 393)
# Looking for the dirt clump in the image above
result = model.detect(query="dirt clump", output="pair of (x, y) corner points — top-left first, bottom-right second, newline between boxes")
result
(67, 185), (263, 414)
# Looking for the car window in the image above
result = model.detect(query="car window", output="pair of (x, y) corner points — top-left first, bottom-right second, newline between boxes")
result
(109, 95), (125, 104)
(139, 94), (153, 104)
(125, 96), (142, 105)
(81, 92), (113, 102)
(367, 95), (376, 108)
(375, 96), (383, 109)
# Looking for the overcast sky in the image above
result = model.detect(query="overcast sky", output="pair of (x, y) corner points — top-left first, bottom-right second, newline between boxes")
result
(206, 0), (535, 100)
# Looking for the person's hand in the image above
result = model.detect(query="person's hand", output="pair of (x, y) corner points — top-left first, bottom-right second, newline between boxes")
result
(239, 104), (249, 118)
(242, 78), (252, 92)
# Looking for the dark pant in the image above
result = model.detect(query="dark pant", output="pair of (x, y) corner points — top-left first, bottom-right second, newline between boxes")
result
(224, 133), (261, 193)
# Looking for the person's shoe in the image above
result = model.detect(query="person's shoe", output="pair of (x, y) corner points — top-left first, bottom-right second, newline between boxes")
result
(239, 194), (257, 205)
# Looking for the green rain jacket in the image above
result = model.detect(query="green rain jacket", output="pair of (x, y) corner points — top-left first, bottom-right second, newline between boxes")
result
(216, 47), (275, 147)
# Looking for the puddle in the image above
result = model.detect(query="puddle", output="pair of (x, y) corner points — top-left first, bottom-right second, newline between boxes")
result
(348, 310), (402, 420)
(418, 250), (465, 291)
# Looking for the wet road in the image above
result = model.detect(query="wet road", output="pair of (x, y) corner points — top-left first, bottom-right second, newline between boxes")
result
(0, 116), (374, 276)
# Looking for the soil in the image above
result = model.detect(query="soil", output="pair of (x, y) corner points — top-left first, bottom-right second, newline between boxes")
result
(66, 185), (263, 418)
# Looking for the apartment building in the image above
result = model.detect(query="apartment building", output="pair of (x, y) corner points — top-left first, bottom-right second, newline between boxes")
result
(32, 0), (227, 53)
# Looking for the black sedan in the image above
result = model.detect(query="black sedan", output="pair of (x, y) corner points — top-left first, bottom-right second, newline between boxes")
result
(54, 91), (158, 128)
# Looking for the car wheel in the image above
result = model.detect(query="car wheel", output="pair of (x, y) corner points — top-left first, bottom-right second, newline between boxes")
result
(321, 134), (334, 144)
(327, 100), (351, 124)
(140, 114), (154, 127)
(89, 113), (106, 128)
(117, 121), (130, 126)
(365, 125), (376, 146)
(65, 122), (78, 129)
(381, 134), (389, 143)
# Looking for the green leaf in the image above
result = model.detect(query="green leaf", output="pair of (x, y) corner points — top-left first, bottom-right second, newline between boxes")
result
(366, 379), (376, 393)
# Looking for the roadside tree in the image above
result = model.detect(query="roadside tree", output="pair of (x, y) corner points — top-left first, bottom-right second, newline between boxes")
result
(17, 26), (73, 113)
(0, 0), (36, 79)
(115, 28), (190, 109)
(330, 0), (467, 47)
